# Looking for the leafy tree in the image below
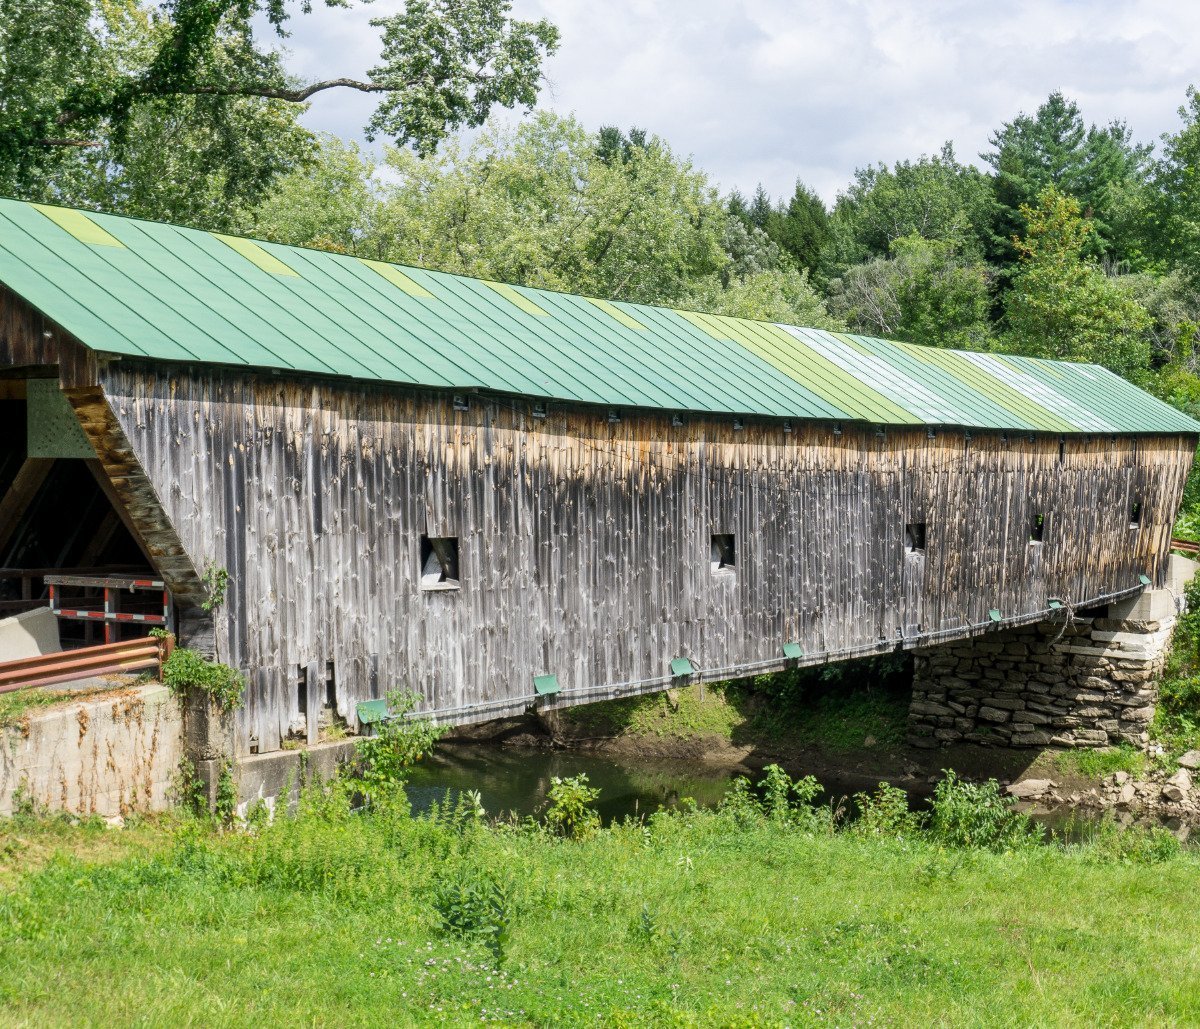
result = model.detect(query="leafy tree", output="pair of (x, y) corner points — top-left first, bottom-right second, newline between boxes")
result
(1149, 87), (1200, 279)
(822, 144), (994, 274)
(984, 92), (1151, 266)
(827, 235), (994, 349)
(65, 1), (314, 229)
(0, 0), (559, 204)
(363, 114), (726, 305)
(252, 136), (381, 253)
(595, 125), (649, 166)
(1003, 188), (1151, 378)
(770, 180), (831, 272)
(1115, 270), (1200, 370)
(682, 266), (843, 328)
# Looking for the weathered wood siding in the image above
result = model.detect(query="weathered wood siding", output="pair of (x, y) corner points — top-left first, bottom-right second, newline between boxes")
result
(96, 363), (1195, 755)
(0, 285), (96, 388)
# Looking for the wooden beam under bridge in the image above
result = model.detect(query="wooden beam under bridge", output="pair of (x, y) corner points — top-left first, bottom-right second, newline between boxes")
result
(0, 458), (54, 557)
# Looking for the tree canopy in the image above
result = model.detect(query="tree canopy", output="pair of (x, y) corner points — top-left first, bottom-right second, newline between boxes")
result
(7, 14), (1200, 392)
(0, 0), (558, 203)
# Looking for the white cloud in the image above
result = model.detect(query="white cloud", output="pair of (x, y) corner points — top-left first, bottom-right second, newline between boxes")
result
(271, 0), (1200, 205)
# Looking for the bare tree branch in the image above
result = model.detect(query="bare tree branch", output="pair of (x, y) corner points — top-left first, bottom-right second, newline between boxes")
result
(35, 138), (102, 149)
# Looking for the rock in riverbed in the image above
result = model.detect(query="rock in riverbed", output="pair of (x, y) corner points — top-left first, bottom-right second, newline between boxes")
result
(1006, 778), (1056, 800)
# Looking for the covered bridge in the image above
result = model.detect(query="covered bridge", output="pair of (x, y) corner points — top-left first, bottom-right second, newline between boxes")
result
(0, 197), (1196, 756)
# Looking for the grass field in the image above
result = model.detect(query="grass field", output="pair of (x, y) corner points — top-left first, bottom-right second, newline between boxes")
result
(1, 771), (1197, 1027)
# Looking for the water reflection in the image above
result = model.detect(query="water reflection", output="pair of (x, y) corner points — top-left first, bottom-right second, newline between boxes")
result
(404, 744), (743, 823)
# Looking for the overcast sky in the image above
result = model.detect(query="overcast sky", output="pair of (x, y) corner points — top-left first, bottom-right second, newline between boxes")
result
(276, 0), (1200, 205)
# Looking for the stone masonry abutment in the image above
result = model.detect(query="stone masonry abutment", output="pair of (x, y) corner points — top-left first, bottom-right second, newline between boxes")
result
(908, 588), (1177, 749)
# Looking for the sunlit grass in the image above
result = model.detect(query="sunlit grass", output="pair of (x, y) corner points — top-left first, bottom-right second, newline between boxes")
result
(1, 794), (1197, 1025)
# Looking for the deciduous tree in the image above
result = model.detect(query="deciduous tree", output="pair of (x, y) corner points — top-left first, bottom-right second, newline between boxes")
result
(1003, 188), (1150, 378)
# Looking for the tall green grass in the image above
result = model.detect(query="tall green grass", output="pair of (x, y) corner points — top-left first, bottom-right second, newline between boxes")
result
(1, 769), (1197, 1026)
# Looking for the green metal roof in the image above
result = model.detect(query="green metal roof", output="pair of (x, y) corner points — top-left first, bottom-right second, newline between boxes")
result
(0, 198), (1196, 436)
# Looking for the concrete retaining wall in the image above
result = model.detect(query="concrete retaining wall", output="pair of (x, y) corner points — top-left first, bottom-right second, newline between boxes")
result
(0, 685), (183, 816)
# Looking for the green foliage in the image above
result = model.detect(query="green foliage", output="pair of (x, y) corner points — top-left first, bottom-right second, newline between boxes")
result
(161, 645), (246, 711)
(543, 773), (600, 839)
(743, 654), (912, 749)
(171, 757), (208, 816)
(1072, 817), (1182, 865)
(1151, 575), (1200, 757)
(0, 0), (315, 225)
(823, 143), (995, 274)
(2, 770), (1199, 1025)
(983, 91), (1151, 267)
(719, 765), (823, 830)
(432, 866), (512, 960)
(0, 685), (104, 729)
(251, 135), (380, 251)
(0, 0), (558, 205)
(927, 771), (1042, 852)
(852, 783), (923, 839)
(1054, 743), (1147, 780)
(200, 562), (229, 613)
(828, 233), (995, 348)
(1003, 188), (1151, 379)
(353, 690), (444, 800)
(728, 179), (831, 272)
(1147, 87), (1200, 278)
(362, 0), (559, 156)
(214, 761), (236, 825)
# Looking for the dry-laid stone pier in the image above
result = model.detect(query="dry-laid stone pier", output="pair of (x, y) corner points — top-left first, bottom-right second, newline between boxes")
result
(908, 587), (1177, 749)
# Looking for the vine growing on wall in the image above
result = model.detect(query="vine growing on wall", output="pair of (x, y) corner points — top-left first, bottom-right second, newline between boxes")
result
(200, 563), (230, 613)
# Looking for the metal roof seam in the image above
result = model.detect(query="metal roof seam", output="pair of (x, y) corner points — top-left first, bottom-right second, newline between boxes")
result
(431, 275), (619, 404)
(100, 219), (298, 370)
(1, 196), (1197, 436)
(704, 317), (862, 421)
(1, 212), (173, 361)
(180, 230), (390, 381)
(528, 290), (702, 410)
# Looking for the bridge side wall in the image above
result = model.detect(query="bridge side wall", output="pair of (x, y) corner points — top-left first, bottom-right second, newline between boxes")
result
(908, 587), (1179, 749)
(89, 359), (1196, 756)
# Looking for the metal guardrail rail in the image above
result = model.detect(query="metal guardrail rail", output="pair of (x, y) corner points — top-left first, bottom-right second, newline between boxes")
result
(1172, 538), (1200, 556)
(0, 635), (172, 694)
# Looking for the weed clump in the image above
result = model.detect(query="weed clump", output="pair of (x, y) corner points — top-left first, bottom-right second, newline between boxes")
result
(433, 867), (512, 960)
(156, 634), (245, 712)
(543, 773), (601, 838)
(928, 771), (1042, 851)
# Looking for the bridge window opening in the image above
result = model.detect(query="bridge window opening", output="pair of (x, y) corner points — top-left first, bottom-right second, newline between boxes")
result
(904, 523), (926, 554)
(1130, 499), (1142, 529)
(710, 534), (735, 573)
(420, 535), (460, 589)
(1030, 513), (1045, 544)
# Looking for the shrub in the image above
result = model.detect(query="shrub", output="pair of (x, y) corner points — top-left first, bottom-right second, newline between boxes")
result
(432, 867), (512, 960)
(718, 765), (824, 829)
(544, 773), (601, 838)
(852, 783), (924, 838)
(353, 689), (443, 799)
(928, 771), (1042, 852)
(159, 641), (246, 711)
